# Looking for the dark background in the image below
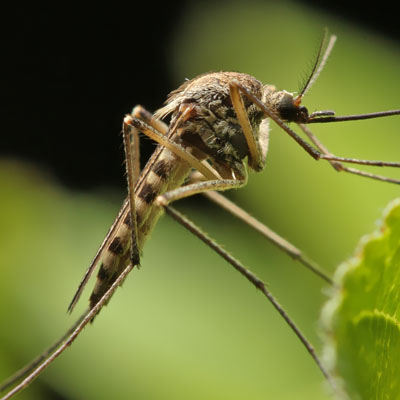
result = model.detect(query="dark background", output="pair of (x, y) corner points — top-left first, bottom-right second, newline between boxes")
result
(2, 1), (399, 190)
(2, 4), (400, 400)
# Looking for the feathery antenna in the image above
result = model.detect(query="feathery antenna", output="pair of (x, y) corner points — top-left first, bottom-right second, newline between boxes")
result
(294, 30), (337, 106)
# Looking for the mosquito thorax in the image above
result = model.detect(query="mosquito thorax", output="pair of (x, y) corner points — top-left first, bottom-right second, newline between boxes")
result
(157, 71), (267, 175)
(262, 87), (309, 124)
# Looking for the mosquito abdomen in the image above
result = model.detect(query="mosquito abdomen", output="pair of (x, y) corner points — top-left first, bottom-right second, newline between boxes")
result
(88, 147), (191, 309)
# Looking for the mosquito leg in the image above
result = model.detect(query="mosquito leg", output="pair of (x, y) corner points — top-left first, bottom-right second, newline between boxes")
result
(200, 188), (333, 284)
(125, 112), (141, 182)
(299, 123), (400, 185)
(0, 264), (134, 400)
(230, 80), (322, 160)
(156, 177), (245, 208)
(1, 108), (216, 396)
(131, 105), (168, 135)
(0, 311), (88, 393)
(231, 80), (400, 175)
(159, 175), (334, 381)
(229, 80), (266, 170)
(122, 119), (141, 265)
(149, 83), (331, 283)
(131, 106), (222, 180)
(319, 155), (400, 168)
(3, 120), (144, 394)
(163, 204), (334, 387)
(186, 171), (332, 283)
(124, 114), (221, 181)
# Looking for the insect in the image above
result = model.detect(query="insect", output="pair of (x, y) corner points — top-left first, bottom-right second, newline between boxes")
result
(1, 32), (400, 399)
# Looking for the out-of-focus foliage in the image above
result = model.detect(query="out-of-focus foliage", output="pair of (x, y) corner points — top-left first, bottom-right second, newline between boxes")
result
(322, 199), (400, 400)
(1, 1), (400, 399)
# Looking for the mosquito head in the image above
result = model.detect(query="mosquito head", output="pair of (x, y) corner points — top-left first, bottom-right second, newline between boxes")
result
(263, 88), (309, 124)
(264, 31), (337, 126)
(272, 32), (337, 125)
(277, 92), (309, 123)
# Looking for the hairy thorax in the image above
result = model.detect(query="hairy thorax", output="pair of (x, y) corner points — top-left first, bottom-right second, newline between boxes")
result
(156, 72), (269, 178)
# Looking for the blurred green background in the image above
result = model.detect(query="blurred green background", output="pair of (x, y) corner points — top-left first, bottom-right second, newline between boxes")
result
(1, 1), (400, 399)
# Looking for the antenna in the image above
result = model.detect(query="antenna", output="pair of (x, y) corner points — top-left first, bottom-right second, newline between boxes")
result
(294, 30), (337, 106)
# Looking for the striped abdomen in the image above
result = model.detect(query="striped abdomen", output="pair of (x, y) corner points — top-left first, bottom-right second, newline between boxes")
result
(89, 146), (191, 308)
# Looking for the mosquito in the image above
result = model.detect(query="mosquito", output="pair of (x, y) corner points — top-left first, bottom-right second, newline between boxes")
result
(2, 31), (400, 399)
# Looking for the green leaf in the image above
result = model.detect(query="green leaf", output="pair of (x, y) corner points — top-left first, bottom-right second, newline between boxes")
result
(322, 199), (400, 400)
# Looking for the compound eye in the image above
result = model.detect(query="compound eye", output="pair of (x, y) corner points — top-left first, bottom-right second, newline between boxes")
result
(277, 94), (309, 123)
(298, 106), (309, 122)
